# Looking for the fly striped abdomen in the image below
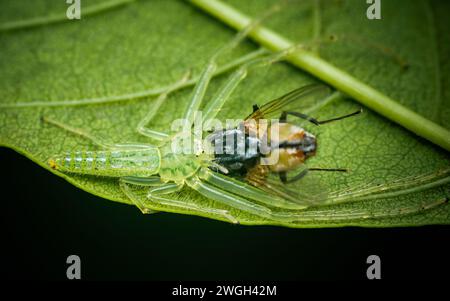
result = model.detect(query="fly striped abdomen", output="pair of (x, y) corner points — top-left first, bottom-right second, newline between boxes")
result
(49, 148), (160, 177)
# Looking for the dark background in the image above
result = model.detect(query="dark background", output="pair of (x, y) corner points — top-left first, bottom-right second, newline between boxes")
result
(1, 147), (448, 281)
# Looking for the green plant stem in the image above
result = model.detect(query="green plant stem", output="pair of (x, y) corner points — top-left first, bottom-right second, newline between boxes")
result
(188, 0), (450, 152)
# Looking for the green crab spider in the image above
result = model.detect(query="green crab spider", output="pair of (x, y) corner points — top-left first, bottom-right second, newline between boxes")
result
(43, 12), (447, 224)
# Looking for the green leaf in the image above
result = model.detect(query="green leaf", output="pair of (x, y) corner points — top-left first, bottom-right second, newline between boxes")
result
(0, 0), (449, 227)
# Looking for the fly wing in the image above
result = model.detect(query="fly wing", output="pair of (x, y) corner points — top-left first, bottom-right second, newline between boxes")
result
(245, 84), (331, 121)
(245, 165), (330, 208)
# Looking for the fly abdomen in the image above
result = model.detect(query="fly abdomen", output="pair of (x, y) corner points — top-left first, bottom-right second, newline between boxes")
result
(49, 148), (160, 177)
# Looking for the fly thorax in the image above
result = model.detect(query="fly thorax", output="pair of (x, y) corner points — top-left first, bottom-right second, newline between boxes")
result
(208, 128), (261, 175)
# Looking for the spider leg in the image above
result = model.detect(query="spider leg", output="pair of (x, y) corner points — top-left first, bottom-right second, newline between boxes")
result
(136, 48), (271, 140)
(122, 176), (163, 186)
(198, 167), (307, 210)
(183, 7), (279, 126)
(135, 72), (191, 141)
(185, 174), (447, 223)
(120, 178), (238, 223)
(42, 116), (154, 150)
(186, 175), (308, 222)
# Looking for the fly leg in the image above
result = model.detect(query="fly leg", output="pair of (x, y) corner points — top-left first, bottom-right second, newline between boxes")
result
(279, 109), (362, 125)
(278, 170), (308, 184)
(119, 178), (238, 223)
(279, 168), (347, 184)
